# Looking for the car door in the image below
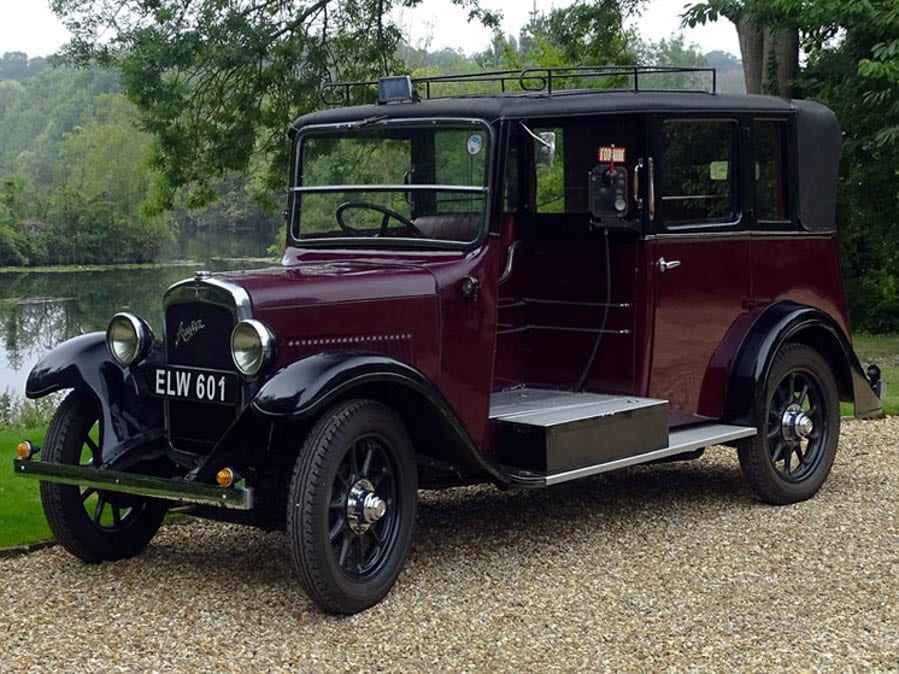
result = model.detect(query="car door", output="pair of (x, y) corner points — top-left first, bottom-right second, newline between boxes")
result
(647, 115), (752, 424)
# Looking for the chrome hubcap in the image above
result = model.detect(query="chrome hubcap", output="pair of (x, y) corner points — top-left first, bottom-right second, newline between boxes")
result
(781, 403), (814, 442)
(346, 479), (387, 534)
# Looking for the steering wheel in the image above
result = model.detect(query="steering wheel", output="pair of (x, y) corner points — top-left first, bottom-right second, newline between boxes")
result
(335, 202), (423, 237)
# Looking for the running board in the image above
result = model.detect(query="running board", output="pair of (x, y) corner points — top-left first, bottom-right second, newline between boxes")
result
(543, 423), (756, 486)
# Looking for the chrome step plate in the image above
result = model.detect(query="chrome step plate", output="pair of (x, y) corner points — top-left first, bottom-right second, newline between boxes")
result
(544, 423), (756, 486)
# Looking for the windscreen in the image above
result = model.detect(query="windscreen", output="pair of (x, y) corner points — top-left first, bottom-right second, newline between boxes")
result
(292, 122), (490, 244)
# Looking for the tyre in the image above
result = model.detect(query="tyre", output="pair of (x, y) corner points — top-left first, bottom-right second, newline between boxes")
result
(738, 344), (840, 504)
(39, 391), (167, 563)
(287, 399), (418, 614)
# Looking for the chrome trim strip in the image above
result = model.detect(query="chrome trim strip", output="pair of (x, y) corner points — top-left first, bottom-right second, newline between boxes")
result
(519, 297), (631, 308)
(498, 240), (521, 285)
(13, 458), (254, 510)
(289, 184), (487, 194)
(164, 275), (253, 321)
(497, 325), (630, 336)
(662, 194), (728, 201)
(645, 231), (835, 241)
(297, 117), (494, 133)
(645, 232), (751, 241)
(544, 424), (757, 486)
(633, 157), (642, 203)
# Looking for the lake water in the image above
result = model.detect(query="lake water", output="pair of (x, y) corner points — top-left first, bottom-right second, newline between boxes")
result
(0, 262), (270, 397)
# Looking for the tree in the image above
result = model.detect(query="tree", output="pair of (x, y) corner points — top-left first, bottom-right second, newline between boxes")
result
(636, 35), (711, 90)
(477, 0), (643, 81)
(46, 94), (175, 264)
(682, 0), (899, 330)
(50, 0), (500, 207)
(0, 174), (44, 265)
(0, 52), (48, 83)
(682, 1), (797, 96)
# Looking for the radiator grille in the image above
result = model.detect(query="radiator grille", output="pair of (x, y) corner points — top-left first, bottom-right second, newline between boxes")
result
(165, 301), (238, 452)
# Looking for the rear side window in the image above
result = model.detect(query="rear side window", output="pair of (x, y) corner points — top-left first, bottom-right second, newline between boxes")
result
(754, 120), (789, 223)
(659, 120), (737, 227)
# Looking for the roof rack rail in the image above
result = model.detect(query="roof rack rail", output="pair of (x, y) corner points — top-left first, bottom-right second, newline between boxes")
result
(321, 65), (718, 106)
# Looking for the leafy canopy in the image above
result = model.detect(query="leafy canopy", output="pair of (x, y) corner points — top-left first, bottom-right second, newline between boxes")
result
(50, 0), (500, 206)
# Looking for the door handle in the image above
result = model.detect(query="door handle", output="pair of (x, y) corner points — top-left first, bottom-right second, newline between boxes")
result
(657, 257), (681, 272)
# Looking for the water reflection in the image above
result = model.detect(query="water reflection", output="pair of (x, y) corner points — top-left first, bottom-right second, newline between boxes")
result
(0, 263), (269, 395)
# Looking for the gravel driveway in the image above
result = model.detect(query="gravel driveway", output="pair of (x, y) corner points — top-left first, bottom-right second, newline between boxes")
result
(2, 418), (897, 672)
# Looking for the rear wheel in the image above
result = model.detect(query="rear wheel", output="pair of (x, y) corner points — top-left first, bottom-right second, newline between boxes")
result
(39, 391), (167, 563)
(738, 344), (840, 504)
(287, 399), (417, 614)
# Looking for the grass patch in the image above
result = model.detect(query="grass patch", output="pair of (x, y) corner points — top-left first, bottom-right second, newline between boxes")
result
(844, 333), (899, 416)
(0, 425), (52, 548)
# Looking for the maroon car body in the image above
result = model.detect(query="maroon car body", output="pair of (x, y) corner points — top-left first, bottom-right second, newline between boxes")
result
(16, 67), (881, 614)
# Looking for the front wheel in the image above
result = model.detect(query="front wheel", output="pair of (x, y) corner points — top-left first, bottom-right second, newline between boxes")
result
(738, 344), (840, 504)
(39, 391), (167, 563)
(287, 399), (417, 614)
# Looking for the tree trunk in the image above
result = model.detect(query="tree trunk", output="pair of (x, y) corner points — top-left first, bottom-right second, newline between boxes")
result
(771, 27), (799, 97)
(736, 14), (764, 94)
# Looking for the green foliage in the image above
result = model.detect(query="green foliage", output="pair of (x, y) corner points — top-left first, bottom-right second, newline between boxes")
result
(0, 391), (57, 429)
(50, 0), (500, 208)
(789, 0), (899, 331)
(0, 174), (45, 266)
(42, 94), (176, 264)
(681, 0), (899, 332)
(479, 1), (642, 71)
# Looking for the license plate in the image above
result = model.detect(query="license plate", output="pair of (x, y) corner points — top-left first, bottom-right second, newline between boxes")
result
(150, 366), (239, 405)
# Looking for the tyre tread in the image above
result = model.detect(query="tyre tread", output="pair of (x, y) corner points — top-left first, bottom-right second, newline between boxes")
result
(737, 343), (840, 505)
(39, 390), (166, 563)
(287, 399), (416, 614)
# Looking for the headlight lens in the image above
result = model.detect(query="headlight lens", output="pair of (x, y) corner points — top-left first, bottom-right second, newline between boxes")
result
(106, 312), (153, 366)
(230, 319), (274, 376)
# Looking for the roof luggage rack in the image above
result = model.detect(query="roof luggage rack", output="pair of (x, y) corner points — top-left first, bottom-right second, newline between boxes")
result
(321, 65), (718, 106)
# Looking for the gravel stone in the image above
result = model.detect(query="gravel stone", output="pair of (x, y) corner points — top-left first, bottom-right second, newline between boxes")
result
(1, 418), (897, 672)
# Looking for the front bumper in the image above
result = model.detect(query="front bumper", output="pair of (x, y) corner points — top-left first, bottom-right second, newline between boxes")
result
(13, 458), (253, 510)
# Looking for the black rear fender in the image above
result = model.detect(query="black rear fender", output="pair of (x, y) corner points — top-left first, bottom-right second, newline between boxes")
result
(251, 352), (503, 484)
(725, 301), (881, 424)
(25, 332), (165, 466)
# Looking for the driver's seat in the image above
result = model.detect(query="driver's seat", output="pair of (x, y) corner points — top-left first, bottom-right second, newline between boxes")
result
(413, 214), (480, 241)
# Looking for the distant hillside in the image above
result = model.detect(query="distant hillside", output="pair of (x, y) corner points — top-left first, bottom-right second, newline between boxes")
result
(705, 50), (745, 93)
(0, 52), (50, 83)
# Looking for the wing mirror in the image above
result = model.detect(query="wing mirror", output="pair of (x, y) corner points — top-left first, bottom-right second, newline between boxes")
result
(534, 131), (556, 168)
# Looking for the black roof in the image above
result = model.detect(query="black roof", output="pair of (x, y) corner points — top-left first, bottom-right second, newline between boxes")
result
(291, 81), (841, 232)
(293, 90), (799, 130)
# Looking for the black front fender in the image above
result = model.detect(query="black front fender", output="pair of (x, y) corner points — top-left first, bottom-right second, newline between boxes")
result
(26, 332), (164, 465)
(251, 352), (506, 484)
(252, 352), (443, 421)
(725, 301), (881, 424)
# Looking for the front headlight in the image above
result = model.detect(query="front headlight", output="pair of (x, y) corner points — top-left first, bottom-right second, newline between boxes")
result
(106, 312), (153, 366)
(230, 319), (274, 376)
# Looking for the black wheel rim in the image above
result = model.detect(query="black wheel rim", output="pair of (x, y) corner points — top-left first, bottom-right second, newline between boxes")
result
(328, 435), (399, 579)
(78, 421), (147, 532)
(766, 368), (827, 482)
